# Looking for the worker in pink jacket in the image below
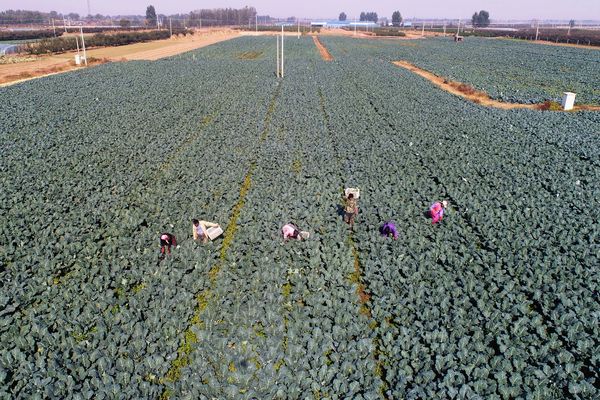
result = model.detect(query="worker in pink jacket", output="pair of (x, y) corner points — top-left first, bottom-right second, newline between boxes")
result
(429, 200), (448, 224)
(281, 223), (309, 241)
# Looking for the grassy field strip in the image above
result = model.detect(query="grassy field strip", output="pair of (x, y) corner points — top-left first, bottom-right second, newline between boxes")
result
(392, 60), (600, 112)
(159, 82), (282, 398)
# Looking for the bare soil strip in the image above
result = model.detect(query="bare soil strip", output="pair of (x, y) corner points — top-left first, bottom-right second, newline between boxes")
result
(392, 60), (600, 112)
(313, 36), (334, 61)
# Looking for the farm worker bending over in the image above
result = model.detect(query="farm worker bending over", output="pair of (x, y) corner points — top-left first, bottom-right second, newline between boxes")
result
(160, 233), (177, 255)
(380, 221), (399, 240)
(429, 200), (448, 224)
(282, 223), (309, 241)
(344, 193), (359, 226)
(192, 219), (220, 243)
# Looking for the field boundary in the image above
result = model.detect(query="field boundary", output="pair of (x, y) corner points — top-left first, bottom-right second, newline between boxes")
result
(392, 60), (600, 112)
(0, 30), (238, 87)
(313, 36), (334, 61)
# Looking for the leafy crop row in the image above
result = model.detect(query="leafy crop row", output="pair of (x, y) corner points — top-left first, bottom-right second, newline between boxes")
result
(1, 36), (598, 399)
(322, 36), (600, 105)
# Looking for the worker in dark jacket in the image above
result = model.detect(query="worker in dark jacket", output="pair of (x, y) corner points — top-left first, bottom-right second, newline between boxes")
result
(380, 221), (398, 240)
(343, 193), (359, 226)
(159, 233), (177, 255)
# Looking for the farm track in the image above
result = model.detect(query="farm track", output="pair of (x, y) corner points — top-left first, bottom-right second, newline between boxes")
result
(392, 60), (600, 112)
(159, 81), (283, 397)
(313, 36), (334, 61)
(354, 74), (598, 390)
(0, 30), (239, 87)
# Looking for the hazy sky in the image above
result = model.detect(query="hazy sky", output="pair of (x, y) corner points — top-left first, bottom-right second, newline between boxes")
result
(3, 0), (599, 20)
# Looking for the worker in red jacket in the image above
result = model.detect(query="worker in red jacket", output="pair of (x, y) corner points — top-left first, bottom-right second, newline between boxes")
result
(159, 233), (177, 255)
(429, 200), (448, 224)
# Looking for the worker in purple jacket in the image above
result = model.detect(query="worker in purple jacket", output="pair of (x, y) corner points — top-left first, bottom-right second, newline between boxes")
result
(380, 221), (398, 240)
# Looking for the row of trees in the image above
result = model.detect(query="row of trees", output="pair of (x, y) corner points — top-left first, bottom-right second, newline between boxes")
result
(337, 9), (493, 28)
(145, 5), (257, 28)
(0, 9), (81, 24)
(338, 11), (403, 26)
(471, 10), (490, 28)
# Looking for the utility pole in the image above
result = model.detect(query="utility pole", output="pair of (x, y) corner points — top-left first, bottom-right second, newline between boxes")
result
(80, 26), (88, 66)
(421, 21), (425, 37)
(52, 18), (56, 37)
(535, 20), (539, 41)
(169, 18), (172, 36)
(281, 25), (284, 78)
(75, 35), (80, 64)
(297, 18), (300, 38)
(443, 21), (446, 35)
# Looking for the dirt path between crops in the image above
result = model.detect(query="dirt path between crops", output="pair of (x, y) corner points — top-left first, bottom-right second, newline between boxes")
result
(313, 36), (333, 61)
(0, 29), (238, 87)
(392, 60), (600, 112)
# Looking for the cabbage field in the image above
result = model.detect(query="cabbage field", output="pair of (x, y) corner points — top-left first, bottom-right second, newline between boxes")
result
(1, 36), (599, 399)
(322, 36), (600, 106)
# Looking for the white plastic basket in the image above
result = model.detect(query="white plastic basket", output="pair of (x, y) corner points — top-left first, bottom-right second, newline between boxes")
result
(345, 188), (360, 199)
(206, 226), (224, 240)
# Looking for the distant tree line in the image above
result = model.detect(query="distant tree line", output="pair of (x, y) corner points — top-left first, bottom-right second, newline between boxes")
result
(392, 11), (402, 27)
(340, 10), (403, 26)
(360, 12), (378, 23)
(0, 9), (81, 24)
(471, 10), (490, 28)
(186, 7), (258, 27)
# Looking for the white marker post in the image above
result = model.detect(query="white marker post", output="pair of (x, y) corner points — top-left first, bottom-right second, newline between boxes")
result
(281, 25), (284, 78)
(80, 26), (88, 66)
(75, 36), (81, 65)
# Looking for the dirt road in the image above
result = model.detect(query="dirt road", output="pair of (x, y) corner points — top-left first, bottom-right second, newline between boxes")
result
(0, 29), (239, 87)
